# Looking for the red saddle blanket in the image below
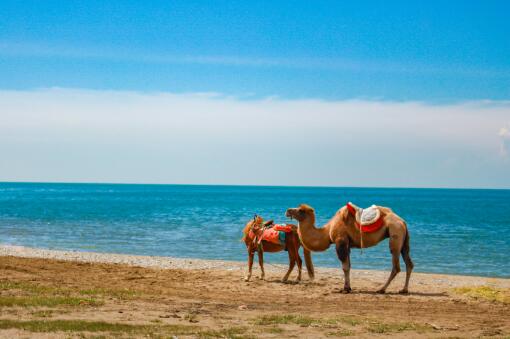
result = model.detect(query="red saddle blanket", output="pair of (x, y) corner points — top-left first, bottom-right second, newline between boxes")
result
(273, 224), (293, 233)
(259, 228), (281, 245)
(249, 224), (293, 245)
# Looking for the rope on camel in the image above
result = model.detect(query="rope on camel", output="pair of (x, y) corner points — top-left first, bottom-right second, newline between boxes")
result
(359, 222), (364, 254)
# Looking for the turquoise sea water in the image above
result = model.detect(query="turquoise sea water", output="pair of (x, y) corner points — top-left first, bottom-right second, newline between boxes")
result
(1, 182), (509, 278)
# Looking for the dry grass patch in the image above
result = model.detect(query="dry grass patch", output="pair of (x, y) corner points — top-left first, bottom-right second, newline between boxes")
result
(254, 314), (431, 336)
(0, 279), (140, 308)
(254, 314), (359, 328)
(0, 280), (103, 307)
(367, 321), (431, 334)
(0, 295), (102, 307)
(1, 280), (139, 300)
(79, 287), (139, 300)
(30, 309), (69, 318)
(326, 329), (354, 337)
(255, 314), (357, 337)
(453, 286), (510, 304)
(0, 319), (199, 336)
(255, 314), (319, 327)
(261, 326), (285, 334)
(197, 326), (253, 339)
(0, 280), (68, 295)
(30, 310), (55, 318)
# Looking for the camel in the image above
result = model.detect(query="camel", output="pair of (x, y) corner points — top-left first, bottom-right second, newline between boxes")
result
(286, 204), (413, 293)
(242, 215), (314, 282)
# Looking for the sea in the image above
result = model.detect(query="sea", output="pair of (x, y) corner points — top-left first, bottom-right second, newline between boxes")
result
(1, 182), (509, 278)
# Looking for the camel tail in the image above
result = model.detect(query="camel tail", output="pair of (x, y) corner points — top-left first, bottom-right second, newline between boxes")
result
(303, 248), (315, 280)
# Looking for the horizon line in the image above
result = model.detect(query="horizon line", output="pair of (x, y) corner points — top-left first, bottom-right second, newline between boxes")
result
(1, 180), (509, 191)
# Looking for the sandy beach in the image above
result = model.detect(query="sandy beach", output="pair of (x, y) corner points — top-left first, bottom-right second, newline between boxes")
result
(0, 245), (509, 338)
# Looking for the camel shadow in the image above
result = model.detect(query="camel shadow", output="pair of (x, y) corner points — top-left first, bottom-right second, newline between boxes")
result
(242, 276), (307, 285)
(333, 289), (447, 297)
(264, 279), (302, 285)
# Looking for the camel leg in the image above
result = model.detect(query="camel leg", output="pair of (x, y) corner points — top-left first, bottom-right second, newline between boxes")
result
(295, 246), (303, 282)
(335, 239), (351, 293)
(400, 231), (414, 294)
(377, 234), (403, 293)
(244, 249), (255, 282)
(257, 248), (265, 280)
(282, 249), (296, 282)
(303, 248), (315, 281)
(292, 235), (302, 282)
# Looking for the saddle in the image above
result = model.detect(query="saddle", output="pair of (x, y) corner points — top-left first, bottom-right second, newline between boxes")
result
(273, 224), (293, 233)
(259, 228), (283, 245)
(249, 224), (294, 246)
(346, 202), (384, 233)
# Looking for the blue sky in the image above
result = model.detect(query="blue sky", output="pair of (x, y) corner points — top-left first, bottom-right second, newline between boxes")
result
(1, 0), (509, 100)
(0, 1), (509, 188)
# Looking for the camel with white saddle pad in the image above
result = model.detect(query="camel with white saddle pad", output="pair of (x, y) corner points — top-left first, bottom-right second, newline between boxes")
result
(286, 203), (413, 294)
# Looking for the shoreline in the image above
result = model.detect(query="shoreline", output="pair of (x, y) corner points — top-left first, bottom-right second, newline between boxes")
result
(1, 244), (508, 290)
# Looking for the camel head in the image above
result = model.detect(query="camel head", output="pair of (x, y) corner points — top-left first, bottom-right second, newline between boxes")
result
(242, 215), (276, 242)
(242, 215), (264, 241)
(253, 215), (264, 225)
(245, 215), (263, 232)
(285, 204), (315, 222)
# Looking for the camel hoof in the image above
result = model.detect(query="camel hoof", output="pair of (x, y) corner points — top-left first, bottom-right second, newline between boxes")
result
(376, 289), (386, 294)
(342, 287), (352, 293)
(399, 289), (409, 294)
(244, 276), (250, 282)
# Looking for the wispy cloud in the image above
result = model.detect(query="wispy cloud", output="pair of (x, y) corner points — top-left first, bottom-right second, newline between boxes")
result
(1, 41), (508, 78)
(0, 88), (509, 187)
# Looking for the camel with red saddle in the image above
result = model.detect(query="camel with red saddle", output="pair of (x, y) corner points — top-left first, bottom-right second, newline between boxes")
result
(286, 203), (413, 294)
(242, 215), (314, 282)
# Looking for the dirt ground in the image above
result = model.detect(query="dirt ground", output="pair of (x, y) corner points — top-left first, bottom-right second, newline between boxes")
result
(0, 255), (509, 338)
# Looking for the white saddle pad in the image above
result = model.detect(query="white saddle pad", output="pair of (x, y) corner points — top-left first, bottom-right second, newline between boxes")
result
(347, 202), (381, 226)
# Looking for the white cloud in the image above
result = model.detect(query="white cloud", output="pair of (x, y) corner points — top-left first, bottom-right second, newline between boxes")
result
(1, 41), (509, 78)
(0, 88), (509, 188)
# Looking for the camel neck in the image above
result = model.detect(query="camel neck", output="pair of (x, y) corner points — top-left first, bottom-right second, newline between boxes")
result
(298, 216), (332, 252)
